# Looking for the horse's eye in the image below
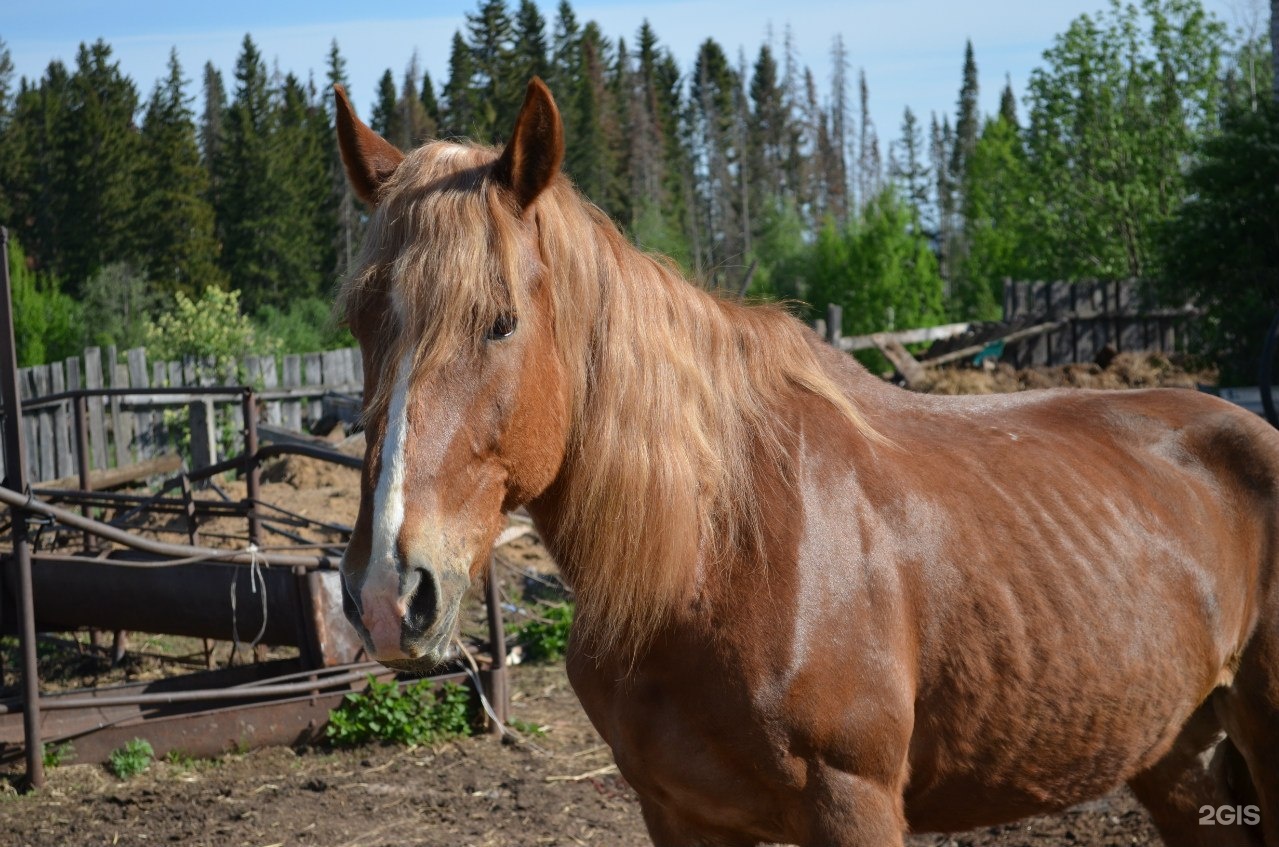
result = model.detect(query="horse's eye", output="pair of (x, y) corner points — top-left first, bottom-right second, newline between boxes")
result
(488, 314), (517, 340)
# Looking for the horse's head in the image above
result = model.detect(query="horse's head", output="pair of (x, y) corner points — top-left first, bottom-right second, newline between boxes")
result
(332, 79), (573, 670)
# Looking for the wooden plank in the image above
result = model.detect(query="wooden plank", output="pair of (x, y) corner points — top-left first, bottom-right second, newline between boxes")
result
(109, 358), (133, 468)
(18, 368), (39, 480)
(32, 366), (54, 482)
(152, 361), (166, 388)
(303, 353), (323, 423)
(261, 354), (282, 426)
(841, 322), (972, 354)
(37, 452), (182, 492)
(49, 361), (73, 479)
(282, 354), (302, 432)
(126, 348), (154, 460)
(923, 321), (1069, 369)
(83, 347), (108, 471)
(167, 360), (182, 389)
(189, 400), (217, 469)
(225, 358), (244, 457)
(64, 356), (81, 481)
(870, 336), (925, 387)
(351, 347), (364, 387)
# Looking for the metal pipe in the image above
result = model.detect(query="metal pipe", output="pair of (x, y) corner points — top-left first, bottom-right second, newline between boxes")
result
(484, 555), (509, 729)
(72, 395), (92, 550)
(0, 487), (336, 568)
(242, 390), (262, 546)
(0, 226), (44, 788)
(3, 668), (393, 711)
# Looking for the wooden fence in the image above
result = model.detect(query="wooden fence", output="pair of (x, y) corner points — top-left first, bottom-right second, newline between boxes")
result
(7, 345), (364, 484)
(998, 280), (1192, 367)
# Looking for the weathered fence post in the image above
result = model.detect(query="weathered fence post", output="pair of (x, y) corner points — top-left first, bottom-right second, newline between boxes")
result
(825, 304), (843, 349)
(0, 227), (44, 788)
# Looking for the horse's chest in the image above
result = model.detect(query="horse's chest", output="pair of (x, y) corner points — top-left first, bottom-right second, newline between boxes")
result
(567, 650), (800, 837)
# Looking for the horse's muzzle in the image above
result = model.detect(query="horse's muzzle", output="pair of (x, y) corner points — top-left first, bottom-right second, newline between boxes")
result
(340, 562), (468, 670)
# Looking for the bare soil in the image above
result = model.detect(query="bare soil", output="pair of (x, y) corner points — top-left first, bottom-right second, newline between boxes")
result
(0, 658), (1161, 847)
(0, 369), (1187, 846)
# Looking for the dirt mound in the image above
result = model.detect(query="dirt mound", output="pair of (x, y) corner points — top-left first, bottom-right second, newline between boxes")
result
(260, 432), (365, 490)
(918, 351), (1214, 395)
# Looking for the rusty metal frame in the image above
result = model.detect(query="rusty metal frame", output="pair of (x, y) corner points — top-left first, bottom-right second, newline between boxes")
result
(0, 230), (509, 787)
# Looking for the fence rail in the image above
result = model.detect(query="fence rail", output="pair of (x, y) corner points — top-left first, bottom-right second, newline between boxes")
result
(4, 345), (364, 484)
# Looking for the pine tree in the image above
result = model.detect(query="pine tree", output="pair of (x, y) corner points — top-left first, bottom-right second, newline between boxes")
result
(199, 62), (227, 233)
(371, 69), (397, 137)
(890, 106), (929, 231)
(138, 49), (225, 297)
(689, 38), (742, 284)
(951, 40), (979, 181)
(216, 35), (284, 309)
(0, 39), (15, 223)
(568, 23), (622, 216)
(442, 32), (480, 138)
(548, 1), (583, 142)
(389, 54), (435, 150)
(512, 0), (550, 84)
(466, 0), (516, 141)
(999, 76), (1018, 126)
(749, 43), (786, 204)
(56, 40), (142, 292)
(828, 35), (850, 221)
(420, 70), (440, 127)
(325, 40), (360, 280)
(856, 69), (880, 215)
(270, 72), (330, 305)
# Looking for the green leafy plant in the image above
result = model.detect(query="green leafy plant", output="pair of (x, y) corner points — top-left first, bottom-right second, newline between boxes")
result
(144, 287), (273, 376)
(512, 602), (574, 663)
(107, 738), (154, 779)
(325, 677), (473, 748)
(42, 741), (74, 769)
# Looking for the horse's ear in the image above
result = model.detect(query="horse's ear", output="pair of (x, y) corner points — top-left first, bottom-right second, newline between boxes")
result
(493, 77), (564, 211)
(333, 84), (405, 207)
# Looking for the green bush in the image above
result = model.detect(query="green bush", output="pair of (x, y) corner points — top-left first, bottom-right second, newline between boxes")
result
(254, 297), (353, 355)
(325, 677), (473, 748)
(144, 287), (272, 373)
(107, 738), (154, 779)
(512, 602), (574, 663)
(8, 236), (82, 366)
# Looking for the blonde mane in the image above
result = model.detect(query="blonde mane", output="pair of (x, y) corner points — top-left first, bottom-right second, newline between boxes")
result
(339, 140), (877, 661)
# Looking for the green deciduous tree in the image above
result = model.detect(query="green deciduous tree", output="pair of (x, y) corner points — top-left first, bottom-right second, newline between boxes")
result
(1024, 0), (1227, 280)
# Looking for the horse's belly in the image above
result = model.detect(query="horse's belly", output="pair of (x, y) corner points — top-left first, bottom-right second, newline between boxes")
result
(901, 661), (1206, 833)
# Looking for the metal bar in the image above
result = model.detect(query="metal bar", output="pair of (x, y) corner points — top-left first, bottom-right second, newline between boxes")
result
(0, 226), (44, 788)
(72, 395), (91, 550)
(243, 390), (262, 546)
(484, 555), (509, 728)
(20, 668), (385, 710)
(0, 488), (337, 568)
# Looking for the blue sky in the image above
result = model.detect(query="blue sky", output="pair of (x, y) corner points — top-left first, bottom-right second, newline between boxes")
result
(3, 0), (1261, 147)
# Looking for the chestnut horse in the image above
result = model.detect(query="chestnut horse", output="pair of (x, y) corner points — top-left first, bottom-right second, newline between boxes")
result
(332, 78), (1279, 847)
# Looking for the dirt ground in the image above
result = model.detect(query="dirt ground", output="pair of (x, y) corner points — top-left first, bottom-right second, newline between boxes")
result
(0, 657), (1162, 847)
(0, 359), (1204, 846)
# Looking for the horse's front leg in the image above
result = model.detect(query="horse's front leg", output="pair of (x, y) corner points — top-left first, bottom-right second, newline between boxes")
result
(638, 796), (761, 847)
(801, 770), (907, 847)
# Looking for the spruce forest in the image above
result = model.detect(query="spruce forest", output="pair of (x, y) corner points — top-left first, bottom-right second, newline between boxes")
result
(0, 0), (1276, 379)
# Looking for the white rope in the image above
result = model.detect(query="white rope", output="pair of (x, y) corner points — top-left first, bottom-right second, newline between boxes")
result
(229, 543), (269, 665)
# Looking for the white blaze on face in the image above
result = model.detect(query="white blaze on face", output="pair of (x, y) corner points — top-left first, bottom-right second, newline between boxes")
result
(360, 350), (415, 658)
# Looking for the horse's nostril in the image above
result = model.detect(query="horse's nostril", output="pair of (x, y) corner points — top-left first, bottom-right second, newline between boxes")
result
(404, 567), (439, 633)
(340, 571), (360, 619)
